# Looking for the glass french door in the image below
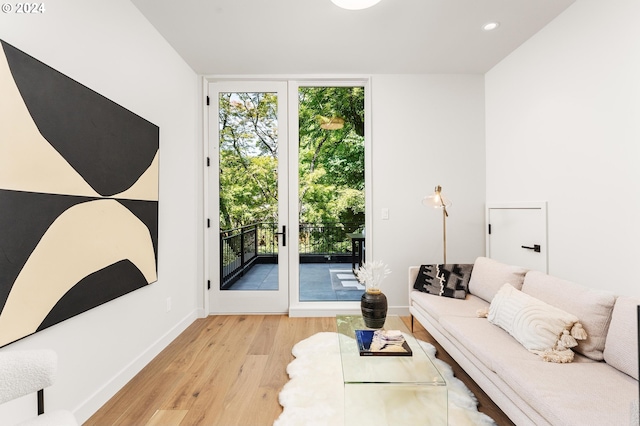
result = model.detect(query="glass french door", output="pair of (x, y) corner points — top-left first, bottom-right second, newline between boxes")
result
(208, 81), (289, 313)
(207, 79), (369, 315)
(292, 84), (367, 307)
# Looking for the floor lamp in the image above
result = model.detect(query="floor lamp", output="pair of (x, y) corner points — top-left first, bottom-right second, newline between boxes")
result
(423, 185), (451, 264)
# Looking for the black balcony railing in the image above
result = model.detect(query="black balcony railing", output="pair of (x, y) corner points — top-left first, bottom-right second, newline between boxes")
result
(220, 222), (362, 289)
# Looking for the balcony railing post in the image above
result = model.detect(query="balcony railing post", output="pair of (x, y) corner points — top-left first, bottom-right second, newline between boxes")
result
(254, 223), (258, 256)
(220, 232), (224, 286)
(240, 226), (245, 275)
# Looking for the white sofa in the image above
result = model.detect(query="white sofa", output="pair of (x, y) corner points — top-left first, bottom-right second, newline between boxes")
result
(409, 257), (639, 426)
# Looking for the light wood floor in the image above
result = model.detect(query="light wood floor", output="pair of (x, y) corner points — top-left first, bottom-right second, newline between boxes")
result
(85, 315), (514, 426)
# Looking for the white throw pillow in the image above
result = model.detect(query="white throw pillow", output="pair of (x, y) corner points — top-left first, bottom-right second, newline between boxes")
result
(488, 283), (587, 362)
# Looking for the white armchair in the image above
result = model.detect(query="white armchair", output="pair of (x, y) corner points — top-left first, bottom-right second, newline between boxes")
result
(0, 350), (77, 426)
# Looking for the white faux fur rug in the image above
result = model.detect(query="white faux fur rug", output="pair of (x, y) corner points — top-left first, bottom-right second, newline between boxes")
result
(274, 332), (496, 426)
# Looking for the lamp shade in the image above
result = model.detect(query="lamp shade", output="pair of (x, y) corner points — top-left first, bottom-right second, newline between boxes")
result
(422, 185), (451, 213)
(422, 184), (451, 263)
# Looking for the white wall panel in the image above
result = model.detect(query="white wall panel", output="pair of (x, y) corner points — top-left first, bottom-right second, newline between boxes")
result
(370, 74), (486, 310)
(486, 0), (640, 296)
(0, 1), (200, 423)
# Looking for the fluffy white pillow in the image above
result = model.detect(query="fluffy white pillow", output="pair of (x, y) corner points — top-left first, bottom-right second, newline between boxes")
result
(488, 283), (587, 363)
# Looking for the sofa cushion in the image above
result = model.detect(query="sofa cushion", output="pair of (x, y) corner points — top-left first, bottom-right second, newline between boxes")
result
(467, 257), (527, 303)
(439, 315), (537, 372)
(488, 283), (586, 358)
(603, 296), (640, 380)
(522, 270), (616, 361)
(410, 292), (488, 322)
(494, 355), (637, 426)
(412, 264), (473, 299)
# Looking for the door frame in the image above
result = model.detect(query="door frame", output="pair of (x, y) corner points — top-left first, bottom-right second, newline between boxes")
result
(202, 76), (373, 316)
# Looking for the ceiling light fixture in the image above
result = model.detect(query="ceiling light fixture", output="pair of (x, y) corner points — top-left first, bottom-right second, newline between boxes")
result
(331, 0), (382, 10)
(483, 22), (500, 31)
(319, 116), (345, 130)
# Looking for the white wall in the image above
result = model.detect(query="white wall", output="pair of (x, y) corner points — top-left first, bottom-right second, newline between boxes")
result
(485, 0), (640, 296)
(0, 1), (201, 424)
(371, 75), (486, 309)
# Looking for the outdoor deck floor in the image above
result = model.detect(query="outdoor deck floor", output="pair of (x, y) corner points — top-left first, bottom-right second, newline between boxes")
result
(226, 263), (364, 301)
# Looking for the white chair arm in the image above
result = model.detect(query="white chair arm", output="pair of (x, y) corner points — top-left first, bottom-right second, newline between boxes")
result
(408, 266), (420, 303)
(0, 350), (57, 404)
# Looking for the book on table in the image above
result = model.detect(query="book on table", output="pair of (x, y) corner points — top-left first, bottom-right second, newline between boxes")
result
(355, 329), (413, 356)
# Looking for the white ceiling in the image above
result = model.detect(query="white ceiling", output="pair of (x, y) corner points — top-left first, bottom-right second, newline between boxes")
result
(130, 0), (576, 75)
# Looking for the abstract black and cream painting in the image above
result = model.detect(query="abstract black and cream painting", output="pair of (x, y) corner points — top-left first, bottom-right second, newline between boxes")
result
(0, 40), (159, 347)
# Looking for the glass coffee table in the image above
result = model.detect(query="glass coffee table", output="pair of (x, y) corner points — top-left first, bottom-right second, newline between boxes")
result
(336, 315), (447, 425)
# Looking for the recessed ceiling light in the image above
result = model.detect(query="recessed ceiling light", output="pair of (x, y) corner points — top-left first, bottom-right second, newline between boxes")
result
(483, 22), (500, 31)
(331, 0), (382, 10)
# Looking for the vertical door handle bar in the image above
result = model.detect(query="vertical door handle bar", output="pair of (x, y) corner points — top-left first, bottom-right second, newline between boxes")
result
(276, 225), (286, 247)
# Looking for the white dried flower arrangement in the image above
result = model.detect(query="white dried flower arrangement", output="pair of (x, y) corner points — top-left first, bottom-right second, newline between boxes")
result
(355, 260), (391, 292)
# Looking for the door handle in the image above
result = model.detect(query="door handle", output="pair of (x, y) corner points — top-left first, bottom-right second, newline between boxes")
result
(521, 244), (541, 253)
(276, 225), (286, 247)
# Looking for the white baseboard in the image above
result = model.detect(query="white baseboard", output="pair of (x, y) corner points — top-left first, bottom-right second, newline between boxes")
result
(73, 309), (199, 423)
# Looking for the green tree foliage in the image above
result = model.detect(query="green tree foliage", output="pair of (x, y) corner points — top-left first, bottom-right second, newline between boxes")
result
(218, 87), (365, 243)
(219, 92), (279, 230)
(298, 87), (365, 231)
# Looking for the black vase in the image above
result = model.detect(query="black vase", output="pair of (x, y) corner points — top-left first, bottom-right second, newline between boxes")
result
(361, 291), (388, 329)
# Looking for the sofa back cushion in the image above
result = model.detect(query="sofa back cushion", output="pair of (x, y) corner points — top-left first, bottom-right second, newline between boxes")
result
(603, 296), (639, 380)
(522, 270), (616, 361)
(467, 257), (528, 303)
